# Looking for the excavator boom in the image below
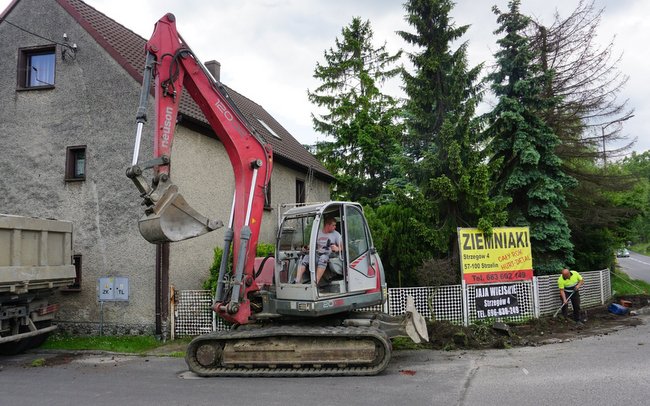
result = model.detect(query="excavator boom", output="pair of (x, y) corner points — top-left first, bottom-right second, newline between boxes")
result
(126, 13), (272, 325)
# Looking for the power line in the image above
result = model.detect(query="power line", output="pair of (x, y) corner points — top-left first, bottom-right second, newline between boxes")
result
(2, 19), (68, 47)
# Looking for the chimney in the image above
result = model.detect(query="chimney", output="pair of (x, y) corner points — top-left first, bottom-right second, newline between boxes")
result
(205, 60), (221, 82)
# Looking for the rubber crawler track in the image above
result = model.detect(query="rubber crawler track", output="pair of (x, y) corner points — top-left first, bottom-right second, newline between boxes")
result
(185, 325), (392, 377)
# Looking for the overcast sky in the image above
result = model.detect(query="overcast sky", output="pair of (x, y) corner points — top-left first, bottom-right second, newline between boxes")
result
(2, 0), (648, 155)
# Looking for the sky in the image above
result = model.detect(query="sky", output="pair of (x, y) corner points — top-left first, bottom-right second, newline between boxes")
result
(2, 0), (648, 155)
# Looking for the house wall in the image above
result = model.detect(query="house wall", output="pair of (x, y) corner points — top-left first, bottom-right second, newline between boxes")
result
(168, 129), (331, 290)
(0, 0), (156, 334)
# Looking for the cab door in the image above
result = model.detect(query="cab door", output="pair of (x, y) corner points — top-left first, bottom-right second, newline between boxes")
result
(345, 205), (377, 292)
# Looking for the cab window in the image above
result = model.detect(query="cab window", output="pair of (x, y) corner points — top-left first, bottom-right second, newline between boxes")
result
(346, 207), (369, 261)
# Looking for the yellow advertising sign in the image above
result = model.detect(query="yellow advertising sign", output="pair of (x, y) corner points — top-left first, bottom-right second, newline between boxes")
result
(458, 227), (533, 284)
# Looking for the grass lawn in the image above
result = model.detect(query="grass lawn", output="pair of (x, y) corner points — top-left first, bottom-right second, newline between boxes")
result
(41, 335), (191, 356)
(611, 267), (650, 295)
(630, 243), (650, 256)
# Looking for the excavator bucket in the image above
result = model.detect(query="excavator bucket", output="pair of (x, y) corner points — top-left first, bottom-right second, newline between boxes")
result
(138, 184), (223, 244)
(404, 295), (429, 344)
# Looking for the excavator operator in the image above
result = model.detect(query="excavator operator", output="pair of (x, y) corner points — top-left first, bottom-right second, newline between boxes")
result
(293, 216), (342, 285)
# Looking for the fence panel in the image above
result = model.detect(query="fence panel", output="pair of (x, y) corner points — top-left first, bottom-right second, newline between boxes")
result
(536, 269), (610, 317)
(173, 290), (214, 337)
(388, 285), (463, 324)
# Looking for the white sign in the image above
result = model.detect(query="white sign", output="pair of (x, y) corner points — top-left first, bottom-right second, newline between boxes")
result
(98, 277), (129, 301)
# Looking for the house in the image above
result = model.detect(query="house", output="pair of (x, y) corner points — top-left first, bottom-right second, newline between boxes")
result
(0, 0), (332, 336)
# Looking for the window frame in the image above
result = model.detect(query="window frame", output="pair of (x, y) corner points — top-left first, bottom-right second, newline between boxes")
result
(296, 179), (305, 205)
(17, 45), (57, 90)
(65, 145), (87, 182)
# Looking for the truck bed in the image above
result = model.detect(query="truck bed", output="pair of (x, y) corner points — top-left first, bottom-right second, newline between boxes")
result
(0, 214), (76, 294)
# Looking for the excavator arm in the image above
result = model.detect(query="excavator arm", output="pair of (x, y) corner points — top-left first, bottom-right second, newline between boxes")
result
(126, 13), (273, 325)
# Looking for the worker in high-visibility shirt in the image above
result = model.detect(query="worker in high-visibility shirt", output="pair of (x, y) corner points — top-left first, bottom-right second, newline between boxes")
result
(558, 268), (584, 322)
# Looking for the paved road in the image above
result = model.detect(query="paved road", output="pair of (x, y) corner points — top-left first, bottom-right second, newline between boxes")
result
(1, 314), (649, 406)
(617, 250), (650, 284)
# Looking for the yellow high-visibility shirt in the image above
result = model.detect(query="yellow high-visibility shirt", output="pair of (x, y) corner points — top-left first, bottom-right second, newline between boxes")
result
(558, 271), (583, 291)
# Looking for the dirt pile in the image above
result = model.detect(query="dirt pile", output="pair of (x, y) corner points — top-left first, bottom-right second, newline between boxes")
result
(424, 295), (649, 350)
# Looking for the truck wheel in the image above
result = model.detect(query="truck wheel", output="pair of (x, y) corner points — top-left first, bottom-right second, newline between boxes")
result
(28, 321), (53, 349)
(0, 330), (32, 355)
(0, 321), (52, 355)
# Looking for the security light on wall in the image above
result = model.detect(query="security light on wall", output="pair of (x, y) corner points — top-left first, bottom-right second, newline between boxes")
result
(61, 32), (78, 61)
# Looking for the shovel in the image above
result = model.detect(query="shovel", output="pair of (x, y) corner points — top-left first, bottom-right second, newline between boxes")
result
(553, 290), (576, 318)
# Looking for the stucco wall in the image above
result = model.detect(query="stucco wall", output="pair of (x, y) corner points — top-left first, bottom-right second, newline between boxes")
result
(0, 0), (156, 333)
(168, 130), (331, 290)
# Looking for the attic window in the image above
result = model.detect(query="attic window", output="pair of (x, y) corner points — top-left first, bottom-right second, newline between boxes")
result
(17, 46), (56, 89)
(257, 118), (282, 140)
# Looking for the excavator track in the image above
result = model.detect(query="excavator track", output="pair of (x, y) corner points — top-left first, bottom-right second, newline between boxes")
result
(185, 324), (392, 377)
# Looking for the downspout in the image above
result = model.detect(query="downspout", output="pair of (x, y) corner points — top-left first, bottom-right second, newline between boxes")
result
(155, 243), (170, 337)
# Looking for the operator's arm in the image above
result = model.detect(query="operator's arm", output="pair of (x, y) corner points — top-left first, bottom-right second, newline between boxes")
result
(576, 278), (584, 291)
(559, 288), (567, 303)
(330, 231), (343, 253)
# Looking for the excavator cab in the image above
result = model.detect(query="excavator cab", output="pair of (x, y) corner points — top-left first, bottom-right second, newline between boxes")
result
(274, 202), (386, 316)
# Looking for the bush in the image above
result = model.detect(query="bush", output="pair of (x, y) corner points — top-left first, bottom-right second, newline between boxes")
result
(203, 243), (276, 292)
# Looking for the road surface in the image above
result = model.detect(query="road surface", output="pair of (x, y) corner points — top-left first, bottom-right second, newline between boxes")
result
(1, 313), (649, 406)
(617, 250), (650, 284)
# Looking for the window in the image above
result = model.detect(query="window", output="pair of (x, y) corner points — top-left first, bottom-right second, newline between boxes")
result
(256, 118), (281, 139)
(65, 146), (86, 181)
(346, 207), (369, 262)
(296, 179), (305, 205)
(18, 46), (56, 89)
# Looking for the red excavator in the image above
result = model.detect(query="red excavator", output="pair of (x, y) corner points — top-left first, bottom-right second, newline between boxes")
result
(126, 13), (428, 377)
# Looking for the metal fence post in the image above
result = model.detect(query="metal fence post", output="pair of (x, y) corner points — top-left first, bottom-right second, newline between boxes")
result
(383, 290), (390, 314)
(532, 276), (540, 319)
(461, 280), (469, 326)
(600, 270), (605, 304)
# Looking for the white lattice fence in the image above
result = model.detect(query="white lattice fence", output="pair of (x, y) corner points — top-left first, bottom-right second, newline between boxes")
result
(173, 290), (214, 337)
(172, 270), (613, 334)
(536, 269), (611, 316)
(389, 285), (463, 324)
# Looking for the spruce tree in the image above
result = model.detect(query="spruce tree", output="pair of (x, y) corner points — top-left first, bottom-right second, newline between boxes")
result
(398, 0), (507, 265)
(485, 0), (576, 274)
(308, 18), (402, 204)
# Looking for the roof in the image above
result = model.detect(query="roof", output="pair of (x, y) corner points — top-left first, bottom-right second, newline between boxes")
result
(46, 0), (331, 180)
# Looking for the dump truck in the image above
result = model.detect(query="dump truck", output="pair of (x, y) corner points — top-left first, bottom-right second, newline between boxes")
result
(0, 214), (76, 354)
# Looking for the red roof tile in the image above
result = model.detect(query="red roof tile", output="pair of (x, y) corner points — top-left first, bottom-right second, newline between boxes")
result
(54, 0), (331, 180)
